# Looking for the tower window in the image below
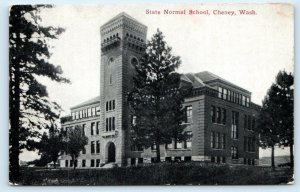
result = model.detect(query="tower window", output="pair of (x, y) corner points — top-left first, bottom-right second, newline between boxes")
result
(131, 58), (138, 66)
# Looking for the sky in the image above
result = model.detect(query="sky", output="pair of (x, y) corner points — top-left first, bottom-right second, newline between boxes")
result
(20, 3), (293, 161)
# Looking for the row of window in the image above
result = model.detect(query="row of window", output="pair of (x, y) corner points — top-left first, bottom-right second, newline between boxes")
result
(65, 159), (101, 168)
(125, 33), (144, 42)
(211, 132), (226, 149)
(211, 105), (226, 125)
(244, 115), (256, 131)
(218, 86), (250, 107)
(106, 117), (115, 132)
(131, 132), (192, 152)
(91, 141), (100, 154)
(90, 122), (100, 135)
(106, 100), (115, 111)
(244, 137), (256, 152)
(103, 33), (119, 43)
(244, 158), (255, 165)
(211, 156), (226, 163)
(71, 106), (100, 120)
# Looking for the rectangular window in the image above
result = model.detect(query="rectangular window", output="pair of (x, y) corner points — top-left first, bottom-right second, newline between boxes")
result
(218, 87), (223, 98)
(246, 97), (250, 107)
(87, 108), (91, 117)
(96, 106), (100, 115)
(223, 89), (227, 100)
(82, 159), (86, 167)
(112, 117), (115, 130)
(222, 108), (226, 125)
(75, 111), (78, 119)
(221, 133), (225, 149)
(71, 112), (75, 120)
(82, 124), (86, 136)
(239, 94), (242, 105)
(211, 105), (216, 123)
(176, 140), (183, 149)
(109, 101), (112, 110)
(109, 117), (112, 131)
(91, 141), (95, 154)
(211, 132), (215, 148)
(92, 107), (96, 116)
(96, 121), (100, 134)
(79, 110), (82, 119)
(106, 102), (108, 111)
(106, 118), (108, 132)
(228, 90), (231, 101)
(242, 95), (246, 106)
(231, 111), (239, 139)
(252, 118), (256, 130)
(216, 107), (221, 124)
(231, 146), (238, 159)
(186, 105), (193, 123)
(186, 131), (192, 148)
(244, 137), (248, 151)
(96, 159), (100, 167)
(91, 159), (95, 167)
(65, 160), (68, 167)
(96, 141), (100, 153)
(244, 115), (247, 130)
(83, 109), (87, 118)
(91, 122), (95, 135)
(216, 132), (220, 149)
(112, 100), (115, 110)
(247, 115), (252, 130)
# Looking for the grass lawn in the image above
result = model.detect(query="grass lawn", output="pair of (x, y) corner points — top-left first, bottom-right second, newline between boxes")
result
(19, 162), (293, 185)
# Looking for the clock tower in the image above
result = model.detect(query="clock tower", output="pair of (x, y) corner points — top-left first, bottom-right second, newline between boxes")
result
(99, 12), (147, 166)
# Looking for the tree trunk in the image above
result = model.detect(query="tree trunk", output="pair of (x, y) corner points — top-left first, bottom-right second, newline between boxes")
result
(156, 142), (160, 163)
(73, 155), (76, 170)
(9, 51), (21, 183)
(290, 144), (294, 168)
(271, 145), (275, 168)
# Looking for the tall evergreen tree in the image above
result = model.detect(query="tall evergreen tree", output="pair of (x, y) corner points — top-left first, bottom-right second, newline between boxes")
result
(129, 29), (191, 162)
(274, 71), (294, 167)
(64, 125), (88, 170)
(257, 70), (294, 168)
(9, 5), (69, 183)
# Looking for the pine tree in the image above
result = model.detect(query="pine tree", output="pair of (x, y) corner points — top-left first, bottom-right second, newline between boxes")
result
(64, 125), (88, 169)
(9, 5), (69, 183)
(257, 70), (294, 168)
(129, 29), (191, 162)
(274, 71), (294, 167)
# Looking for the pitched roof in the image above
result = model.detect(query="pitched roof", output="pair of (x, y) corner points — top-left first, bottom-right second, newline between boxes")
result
(183, 71), (250, 94)
(71, 96), (100, 110)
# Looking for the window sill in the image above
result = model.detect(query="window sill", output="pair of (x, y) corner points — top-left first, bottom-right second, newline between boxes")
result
(166, 148), (191, 151)
(212, 123), (226, 126)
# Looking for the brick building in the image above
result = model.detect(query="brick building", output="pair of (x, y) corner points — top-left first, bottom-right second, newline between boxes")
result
(59, 12), (260, 168)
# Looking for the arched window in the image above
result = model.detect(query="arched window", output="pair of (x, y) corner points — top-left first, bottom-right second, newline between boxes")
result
(108, 57), (114, 85)
(131, 57), (138, 66)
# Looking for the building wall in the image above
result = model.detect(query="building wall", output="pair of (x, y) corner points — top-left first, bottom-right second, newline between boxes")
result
(59, 13), (259, 168)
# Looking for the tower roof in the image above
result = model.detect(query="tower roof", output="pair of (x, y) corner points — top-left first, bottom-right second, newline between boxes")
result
(101, 12), (147, 30)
